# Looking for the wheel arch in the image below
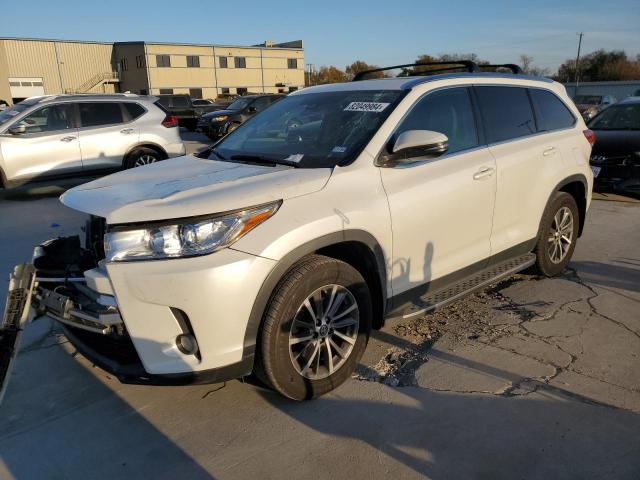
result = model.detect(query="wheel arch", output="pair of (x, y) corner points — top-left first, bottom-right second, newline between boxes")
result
(243, 230), (388, 367)
(122, 142), (169, 168)
(555, 174), (588, 236)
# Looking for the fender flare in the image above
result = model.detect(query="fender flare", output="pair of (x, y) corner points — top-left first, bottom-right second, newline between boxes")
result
(241, 230), (387, 365)
(538, 173), (589, 240)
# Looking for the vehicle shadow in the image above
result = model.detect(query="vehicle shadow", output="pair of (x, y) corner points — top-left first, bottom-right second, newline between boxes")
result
(570, 260), (640, 293)
(0, 333), (215, 479)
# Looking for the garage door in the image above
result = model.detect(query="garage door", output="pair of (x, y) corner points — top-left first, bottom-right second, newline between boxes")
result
(9, 77), (45, 101)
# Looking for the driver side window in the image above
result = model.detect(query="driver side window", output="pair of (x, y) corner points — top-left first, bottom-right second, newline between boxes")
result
(19, 104), (74, 134)
(396, 88), (479, 155)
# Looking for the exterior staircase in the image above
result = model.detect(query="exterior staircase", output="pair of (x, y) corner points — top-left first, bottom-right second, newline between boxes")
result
(66, 71), (120, 93)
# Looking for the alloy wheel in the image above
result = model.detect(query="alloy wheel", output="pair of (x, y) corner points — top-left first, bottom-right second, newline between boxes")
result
(289, 284), (359, 380)
(547, 206), (574, 264)
(134, 154), (157, 167)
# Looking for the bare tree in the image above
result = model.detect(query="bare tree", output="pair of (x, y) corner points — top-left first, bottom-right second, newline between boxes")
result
(519, 54), (551, 77)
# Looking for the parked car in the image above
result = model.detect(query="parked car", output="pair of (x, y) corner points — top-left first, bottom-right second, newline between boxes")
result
(0, 100), (8, 111)
(2, 63), (594, 401)
(155, 94), (204, 130)
(573, 94), (617, 121)
(587, 96), (640, 196)
(0, 93), (185, 188)
(197, 94), (284, 139)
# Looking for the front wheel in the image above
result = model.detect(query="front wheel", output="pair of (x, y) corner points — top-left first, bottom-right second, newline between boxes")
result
(255, 255), (372, 400)
(124, 147), (162, 169)
(531, 191), (579, 276)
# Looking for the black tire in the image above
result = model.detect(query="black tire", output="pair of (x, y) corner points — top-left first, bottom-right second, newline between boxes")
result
(255, 255), (372, 400)
(124, 147), (163, 169)
(531, 191), (579, 276)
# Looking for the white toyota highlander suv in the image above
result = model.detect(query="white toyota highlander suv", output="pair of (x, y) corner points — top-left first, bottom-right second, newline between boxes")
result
(1, 62), (594, 401)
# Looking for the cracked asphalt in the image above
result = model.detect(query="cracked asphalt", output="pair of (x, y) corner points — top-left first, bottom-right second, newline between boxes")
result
(0, 185), (639, 478)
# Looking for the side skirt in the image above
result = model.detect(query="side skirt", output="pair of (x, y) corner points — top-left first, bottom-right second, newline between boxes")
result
(385, 241), (536, 320)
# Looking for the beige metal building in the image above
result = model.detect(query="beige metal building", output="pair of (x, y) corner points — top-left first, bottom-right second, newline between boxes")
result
(0, 38), (305, 105)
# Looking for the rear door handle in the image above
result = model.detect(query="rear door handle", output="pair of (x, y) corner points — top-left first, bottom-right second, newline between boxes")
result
(120, 128), (135, 135)
(543, 146), (556, 156)
(473, 166), (495, 180)
(60, 136), (77, 142)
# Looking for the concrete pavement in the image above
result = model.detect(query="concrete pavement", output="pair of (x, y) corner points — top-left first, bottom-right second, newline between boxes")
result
(0, 187), (639, 478)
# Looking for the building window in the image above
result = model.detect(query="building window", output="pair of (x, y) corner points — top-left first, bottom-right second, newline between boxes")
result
(159, 88), (173, 94)
(289, 86), (298, 92)
(156, 55), (171, 68)
(221, 87), (230, 94)
(136, 55), (145, 69)
(234, 57), (246, 69)
(219, 56), (228, 68)
(237, 87), (248, 95)
(119, 58), (128, 71)
(287, 58), (297, 69)
(189, 88), (203, 99)
(187, 55), (200, 68)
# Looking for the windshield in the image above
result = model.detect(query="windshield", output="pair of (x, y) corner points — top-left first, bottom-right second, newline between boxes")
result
(212, 90), (404, 168)
(227, 98), (251, 110)
(574, 95), (602, 105)
(0, 102), (32, 126)
(588, 104), (640, 130)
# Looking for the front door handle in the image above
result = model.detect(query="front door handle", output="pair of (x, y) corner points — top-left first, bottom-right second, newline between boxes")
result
(473, 166), (495, 180)
(543, 146), (556, 156)
(60, 136), (77, 142)
(120, 128), (135, 135)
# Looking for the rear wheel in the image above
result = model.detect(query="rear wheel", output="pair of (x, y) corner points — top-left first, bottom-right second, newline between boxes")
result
(124, 147), (163, 169)
(532, 191), (579, 276)
(255, 255), (372, 400)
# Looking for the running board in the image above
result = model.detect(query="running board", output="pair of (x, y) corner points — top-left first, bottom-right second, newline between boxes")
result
(402, 253), (536, 319)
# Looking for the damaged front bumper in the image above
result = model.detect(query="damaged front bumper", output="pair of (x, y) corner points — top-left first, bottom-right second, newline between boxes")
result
(1, 229), (275, 399)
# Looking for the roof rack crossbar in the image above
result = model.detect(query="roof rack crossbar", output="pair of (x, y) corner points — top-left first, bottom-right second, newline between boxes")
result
(478, 64), (523, 74)
(353, 60), (479, 81)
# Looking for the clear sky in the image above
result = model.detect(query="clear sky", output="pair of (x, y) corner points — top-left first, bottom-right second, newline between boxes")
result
(3, 0), (639, 73)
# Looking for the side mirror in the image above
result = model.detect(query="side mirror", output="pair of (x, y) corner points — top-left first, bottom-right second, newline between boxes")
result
(8, 124), (26, 135)
(378, 130), (448, 166)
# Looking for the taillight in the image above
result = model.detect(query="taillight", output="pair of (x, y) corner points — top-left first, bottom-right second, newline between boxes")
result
(162, 115), (178, 128)
(583, 129), (596, 146)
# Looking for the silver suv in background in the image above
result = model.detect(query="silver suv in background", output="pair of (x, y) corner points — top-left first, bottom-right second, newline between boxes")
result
(0, 94), (185, 187)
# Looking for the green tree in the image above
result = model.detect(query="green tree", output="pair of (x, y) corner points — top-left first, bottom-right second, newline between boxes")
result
(306, 65), (348, 85)
(345, 61), (386, 80)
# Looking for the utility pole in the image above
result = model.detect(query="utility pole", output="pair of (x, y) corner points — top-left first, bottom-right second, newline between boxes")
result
(574, 32), (584, 96)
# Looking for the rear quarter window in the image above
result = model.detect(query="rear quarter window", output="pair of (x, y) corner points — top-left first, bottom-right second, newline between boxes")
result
(530, 89), (575, 132)
(475, 86), (536, 143)
(123, 102), (146, 121)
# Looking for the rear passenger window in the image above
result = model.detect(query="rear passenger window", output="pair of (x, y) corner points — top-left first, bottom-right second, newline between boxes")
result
(396, 87), (478, 154)
(476, 86), (536, 143)
(79, 102), (123, 127)
(123, 102), (145, 121)
(529, 89), (575, 132)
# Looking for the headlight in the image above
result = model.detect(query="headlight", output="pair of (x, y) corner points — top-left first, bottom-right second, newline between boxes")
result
(104, 201), (281, 262)
(212, 115), (228, 122)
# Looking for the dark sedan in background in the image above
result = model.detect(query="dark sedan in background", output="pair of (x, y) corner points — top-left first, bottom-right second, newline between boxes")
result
(588, 97), (640, 197)
(197, 94), (284, 140)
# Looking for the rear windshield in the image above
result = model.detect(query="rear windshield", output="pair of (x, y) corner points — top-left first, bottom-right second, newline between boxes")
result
(214, 89), (405, 168)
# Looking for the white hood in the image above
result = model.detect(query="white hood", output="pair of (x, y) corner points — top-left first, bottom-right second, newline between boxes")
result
(61, 155), (332, 224)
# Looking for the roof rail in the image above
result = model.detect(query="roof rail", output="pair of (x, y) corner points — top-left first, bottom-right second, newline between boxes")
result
(478, 64), (523, 74)
(353, 61), (479, 81)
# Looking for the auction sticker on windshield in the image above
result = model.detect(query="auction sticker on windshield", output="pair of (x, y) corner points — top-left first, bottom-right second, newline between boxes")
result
(344, 102), (390, 113)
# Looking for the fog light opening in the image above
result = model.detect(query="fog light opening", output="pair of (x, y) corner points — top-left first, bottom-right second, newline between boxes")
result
(176, 333), (199, 356)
